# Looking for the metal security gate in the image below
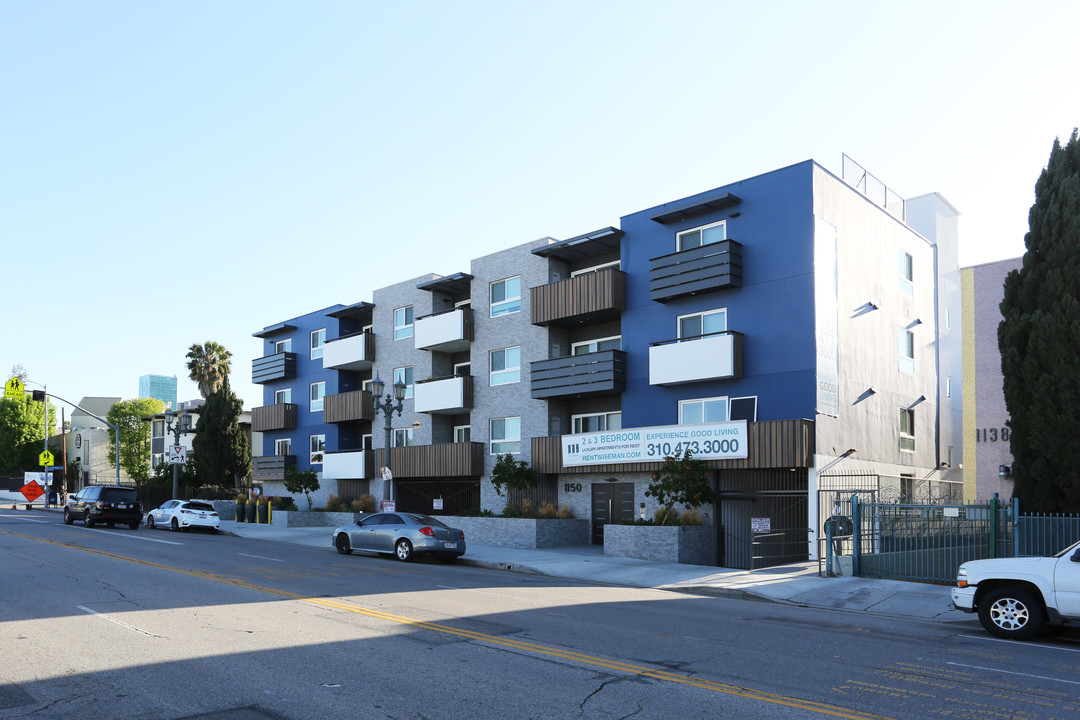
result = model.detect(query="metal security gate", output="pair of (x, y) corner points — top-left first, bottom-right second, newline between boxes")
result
(591, 483), (635, 545)
(395, 479), (480, 516)
(718, 469), (810, 570)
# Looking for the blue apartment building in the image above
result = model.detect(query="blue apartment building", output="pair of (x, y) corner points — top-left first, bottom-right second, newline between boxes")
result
(251, 159), (961, 569)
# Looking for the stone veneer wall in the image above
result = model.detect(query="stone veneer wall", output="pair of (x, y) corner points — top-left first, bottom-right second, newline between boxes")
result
(443, 516), (589, 548)
(603, 524), (716, 565)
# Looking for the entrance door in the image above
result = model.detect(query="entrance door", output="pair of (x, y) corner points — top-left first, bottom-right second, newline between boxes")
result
(591, 483), (635, 545)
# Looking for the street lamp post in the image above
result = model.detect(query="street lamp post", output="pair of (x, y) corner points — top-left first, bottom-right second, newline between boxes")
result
(370, 374), (406, 505)
(164, 409), (193, 499)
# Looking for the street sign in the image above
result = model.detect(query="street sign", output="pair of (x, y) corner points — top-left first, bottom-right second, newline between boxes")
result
(46, 465), (63, 471)
(4, 377), (24, 400)
(39, 450), (55, 467)
(169, 445), (186, 464)
(20, 483), (44, 503)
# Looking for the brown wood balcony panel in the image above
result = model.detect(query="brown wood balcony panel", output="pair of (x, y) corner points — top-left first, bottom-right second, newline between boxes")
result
(324, 390), (375, 423)
(376, 441), (485, 478)
(531, 267), (626, 327)
(251, 403), (297, 432)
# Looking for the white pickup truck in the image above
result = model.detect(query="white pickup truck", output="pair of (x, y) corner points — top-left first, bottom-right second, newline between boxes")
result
(952, 539), (1080, 639)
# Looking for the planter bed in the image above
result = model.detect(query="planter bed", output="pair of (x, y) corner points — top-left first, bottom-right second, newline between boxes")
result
(603, 524), (716, 566)
(442, 516), (590, 549)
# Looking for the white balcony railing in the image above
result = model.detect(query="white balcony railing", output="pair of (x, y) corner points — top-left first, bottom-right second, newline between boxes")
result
(414, 308), (472, 352)
(322, 332), (374, 371)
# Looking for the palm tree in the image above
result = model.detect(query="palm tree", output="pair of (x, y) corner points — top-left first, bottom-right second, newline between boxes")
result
(186, 341), (233, 398)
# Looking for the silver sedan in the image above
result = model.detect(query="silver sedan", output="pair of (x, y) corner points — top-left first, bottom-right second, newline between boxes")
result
(333, 512), (466, 562)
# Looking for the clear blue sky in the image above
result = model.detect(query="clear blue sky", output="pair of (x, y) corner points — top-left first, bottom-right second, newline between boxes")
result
(3, 1), (1077, 414)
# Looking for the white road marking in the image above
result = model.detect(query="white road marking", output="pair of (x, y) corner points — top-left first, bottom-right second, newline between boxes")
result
(947, 661), (1080, 685)
(3, 516), (49, 523)
(77, 605), (160, 637)
(72, 525), (183, 545)
(960, 633), (1080, 653)
(238, 553), (283, 562)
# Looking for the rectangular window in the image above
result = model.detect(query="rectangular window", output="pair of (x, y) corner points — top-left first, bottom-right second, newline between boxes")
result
(946, 377), (952, 399)
(570, 260), (621, 277)
(899, 328), (915, 374)
(310, 328), (326, 359)
(310, 382), (325, 412)
(571, 336), (621, 355)
(454, 362), (471, 377)
(392, 428), (414, 447)
(274, 338), (293, 353)
(900, 475), (914, 501)
(394, 306), (414, 340)
(945, 307), (952, 330)
(362, 378), (373, 392)
(362, 434), (372, 450)
(310, 434), (325, 464)
(899, 250), (914, 296)
(572, 412), (622, 434)
(393, 366), (414, 399)
(490, 416), (521, 454)
(152, 420), (164, 439)
(900, 408), (915, 452)
(677, 220), (726, 251)
(729, 396), (758, 422)
(678, 308), (726, 340)
(275, 438), (292, 456)
(490, 276), (522, 317)
(454, 425), (471, 443)
(490, 346), (521, 385)
(679, 397), (728, 424)
(152, 453), (164, 469)
(274, 388), (292, 404)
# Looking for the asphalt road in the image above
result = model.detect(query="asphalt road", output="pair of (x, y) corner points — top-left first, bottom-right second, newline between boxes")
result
(2, 510), (1079, 720)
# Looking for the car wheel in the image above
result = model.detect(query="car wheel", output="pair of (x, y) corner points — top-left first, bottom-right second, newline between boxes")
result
(147, 515), (155, 529)
(171, 518), (180, 532)
(335, 534), (352, 555)
(129, 520), (140, 530)
(978, 586), (1045, 640)
(84, 513), (95, 528)
(395, 539), (413, 562)
(63, 509), (73, 525)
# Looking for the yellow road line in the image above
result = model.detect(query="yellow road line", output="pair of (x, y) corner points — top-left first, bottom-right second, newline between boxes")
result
(4, 529), (895, 720)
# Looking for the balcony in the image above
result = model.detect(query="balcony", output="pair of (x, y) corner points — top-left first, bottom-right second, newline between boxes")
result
(531, 267), (626, 327)
(649, 240), (742, 302)
(322, 449), (375, 480)
(252, 352), (297, 384)
(251, 403), (297, 432)
(414, 308), (474, 352)
(414, 375), (473, 415)
(649, 332), (743, 386)
(323, 331), (375, 371)
(378, 441), (485, 478)
(253, 454), (295, 483)
(531, 350), (627, 400)
(324, 390), (375, 423)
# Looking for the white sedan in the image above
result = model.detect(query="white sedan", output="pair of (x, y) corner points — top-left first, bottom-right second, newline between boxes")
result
(146, 499), (220, 533)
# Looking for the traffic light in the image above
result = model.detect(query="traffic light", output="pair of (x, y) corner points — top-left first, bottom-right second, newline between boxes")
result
(31, 390), (45, 402)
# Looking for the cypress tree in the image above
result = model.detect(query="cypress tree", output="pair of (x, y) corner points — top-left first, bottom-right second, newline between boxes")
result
(999, 130), (1080, 512)
(192, 376), (251, 488)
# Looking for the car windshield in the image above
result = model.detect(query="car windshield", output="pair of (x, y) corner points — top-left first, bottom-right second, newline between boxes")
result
(100, 488), (136, 502)
(406, 514), (447, 528)
(184, 502), (214, 511)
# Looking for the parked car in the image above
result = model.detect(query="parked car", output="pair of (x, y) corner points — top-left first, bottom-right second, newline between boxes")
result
(952, 539), (1080, 639)
(64, 485), (142, 529)
(333, 512), (466, 562)
(147, 499), (221, 533)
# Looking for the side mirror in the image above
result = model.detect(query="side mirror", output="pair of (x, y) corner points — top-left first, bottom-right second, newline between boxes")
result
(1071, 548), (1080, 562)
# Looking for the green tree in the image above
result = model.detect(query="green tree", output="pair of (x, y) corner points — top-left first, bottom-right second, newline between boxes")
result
(0, 391), (57, 473)
(186, 341), (233, 398)
(999, 130), (1080, 512)
(489, 453), (538, 497)
(283, 465), (319, 510)
(106, 397), (165, 485)
(192, 376), (250, 488)
(645, 450), (716, 523)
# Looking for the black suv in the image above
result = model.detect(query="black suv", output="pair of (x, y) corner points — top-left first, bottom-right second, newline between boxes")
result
(64, 486), (142, 529)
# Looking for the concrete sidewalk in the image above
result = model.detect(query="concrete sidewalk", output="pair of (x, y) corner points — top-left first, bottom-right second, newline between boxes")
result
(217, 519), (966, 624)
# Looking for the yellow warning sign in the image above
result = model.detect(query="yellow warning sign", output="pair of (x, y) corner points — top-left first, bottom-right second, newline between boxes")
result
(5, 377), (25, 400)
(39, 450), (55, 467)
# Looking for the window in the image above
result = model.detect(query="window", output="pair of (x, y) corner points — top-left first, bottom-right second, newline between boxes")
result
(275, 438), (292, 456)
(490, 276), (521, 317)
(729, 396), (758, 422)
(490, 416), (521, 454)
(900, 408), (915, 452)
(946, 377), (952, 399)
(275, 388), (292, 404)
(572, 412), (621, 434)
(490, 346), (521, 385)
(677, 220), (726, 251)
(274, 338), (292, 353)
(678, 308), (726, 339)
(362, 378), (374, 392)
(572, 336), (621, 355)
(310, 382), (325, 412)
(899, 250), (914, 296)
(454, 425), (471, 443)
(392, 428), (414, 447)
(310, 434), (325, 464)
(152, 420), (164, 439)
(679, 397), (728, 424)
(899, 328), (915, 374)
(310, 328), (326, 359)
(570, 260), (621, 277)
(361, 434), (372, 450)
(454, 362), (471, 377)
(947, 446), (954, 467)
(945, 307), (952, 330)
(394, 366), (414, 399)
(900, 475), (914, 501)
(394, 306), (414, 340)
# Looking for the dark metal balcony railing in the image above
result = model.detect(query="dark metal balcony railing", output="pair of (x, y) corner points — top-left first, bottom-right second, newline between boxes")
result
(530, 350), (627, 399)
(252, 351), (297, 384)
(531, 267), (626, 327)
(252, 454), (295, 483)
(251, 403), (297, 432)
(649, 239), (742, 302)
(323, 389), (375, 423)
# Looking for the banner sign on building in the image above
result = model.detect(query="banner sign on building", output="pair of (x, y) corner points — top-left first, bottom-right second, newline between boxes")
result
(561, 421), (748, 467)
(814, 217), (840, 417)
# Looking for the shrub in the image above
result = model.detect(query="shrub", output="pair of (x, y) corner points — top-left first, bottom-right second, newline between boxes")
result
(353, 495), (375, 513)
(644, 450), (716, 524)
(283, 466), (319, 511)
(269, 495), (296, 510)
(556, 503), (574, 519)
(490, 453), (538, 497)
(537, 501), (558, 519)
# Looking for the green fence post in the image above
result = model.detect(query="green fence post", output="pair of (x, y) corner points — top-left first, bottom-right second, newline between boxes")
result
(851, 494), (861, 577)
(989, 493), (999, 558)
